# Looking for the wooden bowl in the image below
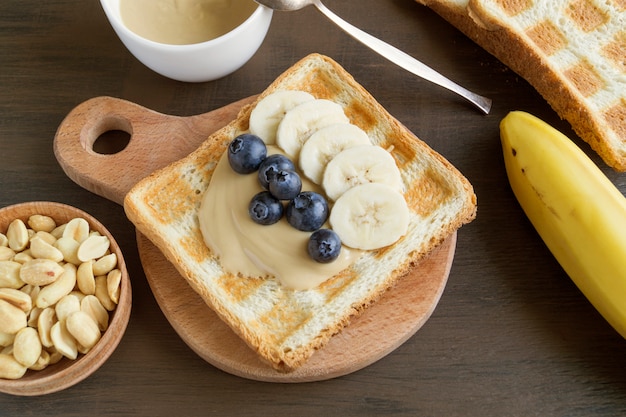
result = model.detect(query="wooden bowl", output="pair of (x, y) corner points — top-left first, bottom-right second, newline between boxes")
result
(0, 201), (131, 396)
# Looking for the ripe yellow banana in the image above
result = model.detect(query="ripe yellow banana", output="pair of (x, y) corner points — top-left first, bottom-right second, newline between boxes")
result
(500, 111), (626, 338)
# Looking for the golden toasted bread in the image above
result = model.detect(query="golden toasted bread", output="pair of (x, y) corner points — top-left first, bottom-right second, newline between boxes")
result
(417, 0), (626, 171)
(123, 54), (476, 371)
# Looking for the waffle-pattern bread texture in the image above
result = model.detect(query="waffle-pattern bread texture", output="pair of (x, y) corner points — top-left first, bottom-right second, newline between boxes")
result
(124, 54), (477, 371)
(417, 0), (626, 171)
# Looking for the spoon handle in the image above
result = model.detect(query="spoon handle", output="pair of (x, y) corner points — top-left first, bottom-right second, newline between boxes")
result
(313, 1), (492, 114)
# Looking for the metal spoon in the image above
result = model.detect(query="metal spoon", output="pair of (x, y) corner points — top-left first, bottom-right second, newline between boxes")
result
(255, 0), (492, 114)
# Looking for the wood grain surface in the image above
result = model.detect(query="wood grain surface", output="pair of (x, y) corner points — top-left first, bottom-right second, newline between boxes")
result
(138, 232), (455, 382)
(54, 96), (256, 204)
(1, 0), (625, 415)
(53, 96), (457, 382)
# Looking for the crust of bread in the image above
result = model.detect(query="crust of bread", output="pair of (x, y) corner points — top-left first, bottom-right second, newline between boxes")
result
(123, 53), (477, 371)
(417, 0), (626, 171)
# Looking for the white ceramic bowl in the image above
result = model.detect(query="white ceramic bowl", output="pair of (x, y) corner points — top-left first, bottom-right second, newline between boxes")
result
(100, 0), (273, 82)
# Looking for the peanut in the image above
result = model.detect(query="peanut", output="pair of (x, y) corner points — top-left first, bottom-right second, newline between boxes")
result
(107, 269), (122, 305)
(77, 235), (110, 262)
(94, 275), (116, 311)
(55, 294), (80, 323)
(0, 288), (32, 312)
(50, 223), (67, 239)
(0, 246), (15, 261)
(66, 311), (101, 351)
(0, 353), (27, 379)
(22, 284), (41, 310)
(36, 263), (77, 309)
(27, 306), (42, 328)
(76, 260), (96, 295)
(33, 231), (57, 246)
(29, 236), (64, 263)
(50, 321), (77, 360)
(92, 253), (117, 276)
(62, 218), (89, 243)
(13, 327), (42, 368)
(54, 236), (81, 265)
(19, 283), (37, 297)
(20, 259), (64, 286)
(81, 295), (109, 332)
(37, 307), (56, 348)
(27, 215), (56, 233)
(0, 299), (27, 334)
(7, 219), (29, 252)
(47, 348), (63, 365)
(29, 349), (50, 371)
(0, 260), (24, 289)
(12, 251), (33, 264)
(0, 213), (121, 379)
(0, 332), (15, 347)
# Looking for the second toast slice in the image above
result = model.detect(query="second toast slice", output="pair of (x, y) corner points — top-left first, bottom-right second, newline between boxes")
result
(417, 0), (626, 171)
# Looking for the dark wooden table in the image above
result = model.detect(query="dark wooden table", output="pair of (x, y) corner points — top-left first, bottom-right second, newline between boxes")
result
(1, 1), (625, 415)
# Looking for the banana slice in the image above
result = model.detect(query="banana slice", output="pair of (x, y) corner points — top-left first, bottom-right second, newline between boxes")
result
(299, 123), (371, 184)
(329, 183), (409, 250)
(276, 99), (349, 159)
(249, 90), (315, 144)
(322, 145), (404, 201)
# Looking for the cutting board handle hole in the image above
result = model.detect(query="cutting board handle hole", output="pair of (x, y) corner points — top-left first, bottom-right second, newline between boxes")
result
(93, 129), (131, 155)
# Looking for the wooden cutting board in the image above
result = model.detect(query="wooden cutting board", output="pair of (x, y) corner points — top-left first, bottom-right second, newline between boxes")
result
(53, 96), (456, 382)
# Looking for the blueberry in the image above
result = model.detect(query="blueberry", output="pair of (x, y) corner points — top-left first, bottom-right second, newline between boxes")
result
(228, 134), (267, 174)
(308, 229), (342, 263)
(257, 154), (296, 190)
(248, 191), (283, 225)
(269, 170), (302, 201)
(285, 191), (329, 232)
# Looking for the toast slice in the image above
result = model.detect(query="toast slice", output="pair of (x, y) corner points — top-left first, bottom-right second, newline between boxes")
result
(417, 0), (626, 171)
(123, 54), (476, 371)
